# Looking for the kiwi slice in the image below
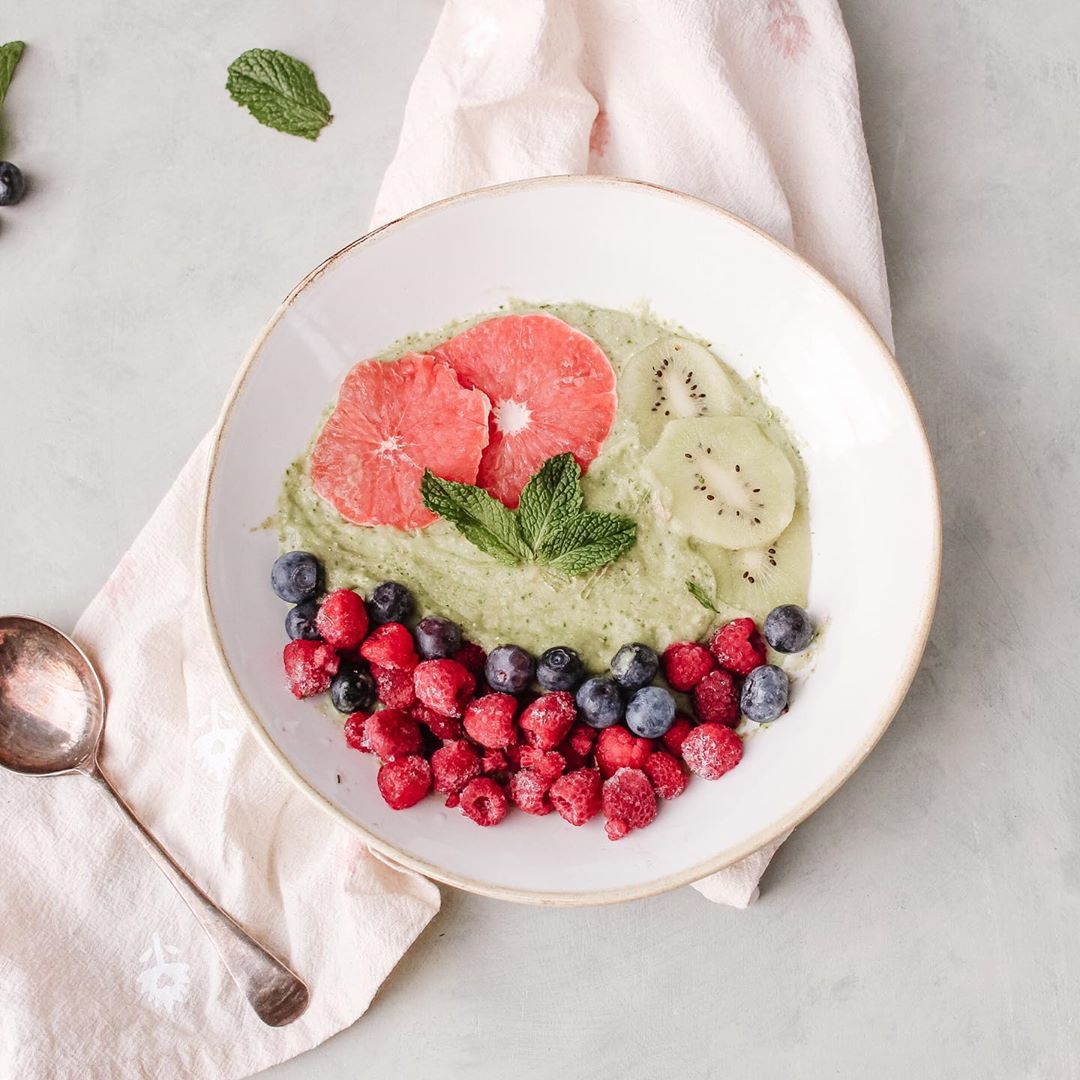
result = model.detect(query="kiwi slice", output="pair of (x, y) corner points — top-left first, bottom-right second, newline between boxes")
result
(697, 504), (810, 623)
(644, 416), (796, 549)
(620, 336), (743, 447)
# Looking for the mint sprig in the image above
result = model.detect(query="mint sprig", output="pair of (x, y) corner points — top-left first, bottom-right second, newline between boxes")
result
(0, 41), (25, 110)
(226, 48), (332, 140)
(687, 580), (721, 613)
(422, 453), (636, 578)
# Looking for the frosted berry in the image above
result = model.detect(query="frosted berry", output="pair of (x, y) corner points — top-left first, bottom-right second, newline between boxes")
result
(509, 769), (553, 815)
(602, 768), (657, 839)
(360, 622), (418, 670)
(692, 668), (740, 727)
(431, 740), (482, 795)
(343, 712), (370, 752)
(413, 658), (475, 717)
(377, 755), (431, 809)
(741, 665), (789, 723)
(519, 691), (576, 751)
(372, 665), (417, 709)
(316, 588), (369, 650)
(363, 708), (423, 760)
(283, 639), (339, 698)
(549, 768), (602, 826)
(460, 777), (508, 826)
(681, 722), (743, 780)
(644, 751), (687, 799)
(463, 692), (518, 748)
(662, 714), (694, 756)
(709, 618), (766, 676)
(595, 726), (653, 779)
(661, 641), (715, 691)
(485, 644), (535, 694)
(610, 642), (659, 691)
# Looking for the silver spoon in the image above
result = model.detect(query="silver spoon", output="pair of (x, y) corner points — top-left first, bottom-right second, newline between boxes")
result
(0, 615), (309, 1027)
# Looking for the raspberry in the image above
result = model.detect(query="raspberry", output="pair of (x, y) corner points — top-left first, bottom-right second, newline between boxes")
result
(481, 747), (508, 776)
(505, 742), (525, 769)
(549, 768), (602, 826)
(662, 714), (694, 755)
(459, 777), (508, 826)
(359, 622), (418, 671)
(519, 691), (576, 750)
(661, 641), (715, 691)
(413, 658), (476, 717)
(283, 640), (339, 698)
(509, 769), (553, 815)
(431, 739), (482, 795)
(560, 722), (597, 769)
(681, 722), (743, 780)
(453, 641), (488, 679)
(363, 708), (423, 760)
(644, 750), (687, 799)
(709, 618), (766, 677)
(518, 747), (566, 786)
(372, 665), (417, 709)
(409, 701), (462, 741)
(445, 792), (461, 808)
(595, 725), (654, 779)
(601, 768), (657, 840)
(463, 692), (518, 748)
(315, 589), (369, 650)
(692, 669), (741, 726)
(343, 712), (370, 751)
(377, 755), (431, 809)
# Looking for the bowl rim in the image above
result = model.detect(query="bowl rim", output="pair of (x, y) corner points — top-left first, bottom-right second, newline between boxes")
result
(198, 174), (941, 906)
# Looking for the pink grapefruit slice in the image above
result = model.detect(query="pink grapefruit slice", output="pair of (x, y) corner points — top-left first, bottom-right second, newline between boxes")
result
(430, 314), (617, 507)
(311, 353), (491, 530)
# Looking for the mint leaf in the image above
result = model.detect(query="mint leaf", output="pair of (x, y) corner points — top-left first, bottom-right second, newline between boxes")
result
(539, 511), (636, 577)
(516, 453), (584, 552)
(687, 580), (720, 613)
(0, 41), (25, 110)
(226, 48), (332, 140)
(421, 471), (531, 565)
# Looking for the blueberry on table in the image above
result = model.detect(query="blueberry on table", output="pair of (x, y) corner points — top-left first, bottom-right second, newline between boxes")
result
(368, 581), (415, 627)
(415, 616), (462, 659)
(0, 163), (26, 206)
(610, 642), (660, 691)
(625, 685), (676, 738)
(485, 644), (535, 694)
(285, 599), (320, 640)
(329, 666), (377, 714)
(575, 676), (624, 729)
(536, 646), (585, 691)
(271, 551), (323, 604)
(763, 605), (815, 654)
(741, 665), (789, 723)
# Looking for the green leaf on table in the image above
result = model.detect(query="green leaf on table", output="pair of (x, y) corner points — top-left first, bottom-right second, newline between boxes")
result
(516, 453), (584, 551)
(421, 471), (531, 565)
(539, 511), (637, 577)
(0, 42), (26, 110)
(686, 579), (721, 613)
(226, 48), (332, 140)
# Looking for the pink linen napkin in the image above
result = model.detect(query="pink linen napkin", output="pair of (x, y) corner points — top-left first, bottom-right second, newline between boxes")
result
(0, 1), (891, 1075)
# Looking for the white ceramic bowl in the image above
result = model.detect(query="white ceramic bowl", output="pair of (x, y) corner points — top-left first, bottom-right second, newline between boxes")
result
(201, 176), (940, 905)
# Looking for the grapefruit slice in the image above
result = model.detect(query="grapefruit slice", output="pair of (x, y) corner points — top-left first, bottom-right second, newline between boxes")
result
(311, 353), (491, 530)
(430, 314), (617, 507)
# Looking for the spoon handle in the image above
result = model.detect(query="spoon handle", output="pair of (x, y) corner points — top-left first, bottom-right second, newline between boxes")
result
(89, 765), (309, 1027)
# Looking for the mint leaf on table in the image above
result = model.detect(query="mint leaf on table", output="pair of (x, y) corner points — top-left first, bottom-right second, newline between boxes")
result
(538, 511), (637, 577)
(226, 48), (332, 140)
(516, 453), (584, 551)
(687, 580), (721, 613)
(0, 41), (25, 110)
(421, 471), (532, 565)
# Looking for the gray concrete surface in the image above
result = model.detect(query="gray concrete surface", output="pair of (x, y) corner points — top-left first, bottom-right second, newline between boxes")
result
(3, 2), (1077, 1077)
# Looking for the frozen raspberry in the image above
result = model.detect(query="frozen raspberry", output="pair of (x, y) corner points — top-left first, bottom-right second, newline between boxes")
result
(359, 622), (418, 671)
(283, 639), (339, 698)
(463, 692), (518, 748)
(519, 691), (576, 751)
(480, 747), (508, 777)
(343, 712), (370, 752)
(595, 725), (654, 779)
(661, 641), (715, 691)
(363, 708), (423, 760)
(431, 739), (482, 795)
(315, 588), (369, 650)
(459, 777), (508, 826)
(505, 742), (525, 769)
(409, 701), (462, 741)
(644, 750), (687, 799)
(453, 641), (488, 679)
(377, 755), (431, 809)
(509, 769), (553, 815)
(549, 768), (602, 826)
(662, 714), (694, 755)
(372, 665), (417, 709)
(602, 768), (657, 839)
(560, 721), (597, 769)
(518, 747), (566, 786)
(709, 618), (766, 676)
(445, 792), (461, 808)
(413, 658), (476, 717)
(681, 722), (743, 780)
(692, 669), (741, 727)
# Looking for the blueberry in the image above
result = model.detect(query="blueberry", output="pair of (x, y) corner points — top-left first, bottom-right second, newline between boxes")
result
(329, 665), (376, 714)
(610, 642), (659, 690)
(367, 581), (414, 627)
(0, 163), (26, 206)
(536, 646), (585, 691)
(575, 676), (624, 729)
(741, 665), (789, 723)
(625, 685), (676, 738)
(415, 616), (462, 659)
(485, 644), (535, 694)
(271, 551), (323, 604)
(763, 604), (815, 654)
(285, 600), (321, 640)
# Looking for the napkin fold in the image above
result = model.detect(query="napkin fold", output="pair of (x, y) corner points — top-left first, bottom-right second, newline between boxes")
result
(0, 1), (891, 1074)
